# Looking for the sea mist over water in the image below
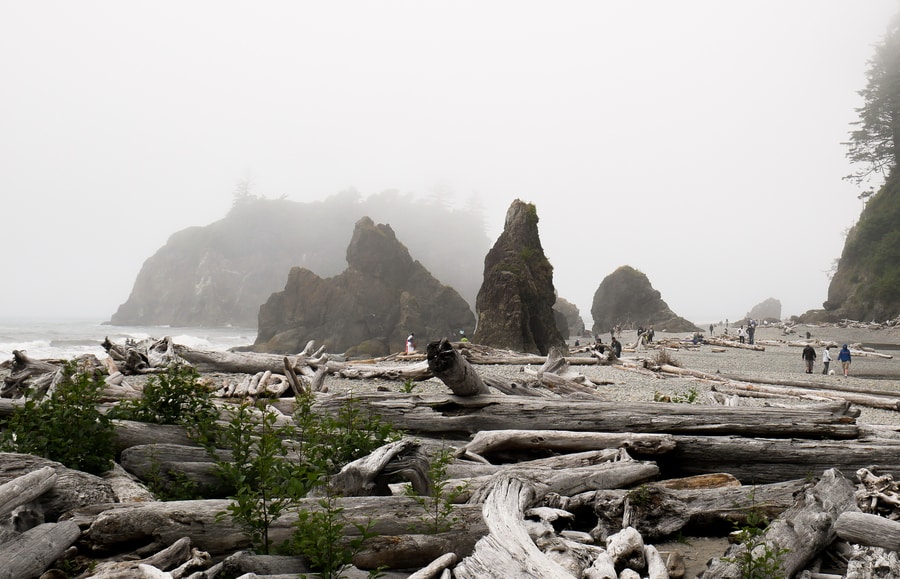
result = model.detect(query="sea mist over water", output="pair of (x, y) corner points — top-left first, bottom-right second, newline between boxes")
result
(0, 318), (256, 360)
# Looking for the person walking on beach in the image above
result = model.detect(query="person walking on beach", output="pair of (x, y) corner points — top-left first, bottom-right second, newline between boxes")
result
(822, 346), (833, 375)
(709, 323), (714, 336)
(747, 320), (756, 345)
(737, 326), (746, 344)
(406, 333), (416, 355)
(838, 344), (852, 377)
(802, 344), (817, 373)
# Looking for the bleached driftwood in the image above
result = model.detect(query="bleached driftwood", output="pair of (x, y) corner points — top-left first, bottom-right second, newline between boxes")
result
(702, 468), (858, 578)
(426, 338), (490, 396)
(0, 521), (81, 579)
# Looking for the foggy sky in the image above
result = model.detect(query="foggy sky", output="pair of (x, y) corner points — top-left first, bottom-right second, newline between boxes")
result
(2, 1), (896, 325)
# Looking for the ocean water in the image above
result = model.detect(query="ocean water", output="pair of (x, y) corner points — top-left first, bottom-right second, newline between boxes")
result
(0, 317), (257, 361)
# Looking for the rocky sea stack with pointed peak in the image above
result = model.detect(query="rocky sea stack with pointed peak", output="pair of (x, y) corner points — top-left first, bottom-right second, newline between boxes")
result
(591, 265), (700, 334)
(472, 200), (567, 355)
(249, 216), (475, 357)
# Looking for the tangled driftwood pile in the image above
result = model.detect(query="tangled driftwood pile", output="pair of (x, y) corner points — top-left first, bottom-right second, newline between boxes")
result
(0, 335), (899, 578)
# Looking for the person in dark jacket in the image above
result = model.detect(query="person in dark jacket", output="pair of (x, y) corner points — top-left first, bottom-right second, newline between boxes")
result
(611, 337), (622, 359)
(802, 344), (817, 373)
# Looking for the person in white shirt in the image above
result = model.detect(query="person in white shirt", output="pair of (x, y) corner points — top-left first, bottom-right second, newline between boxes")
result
(822, 346), (833, 375)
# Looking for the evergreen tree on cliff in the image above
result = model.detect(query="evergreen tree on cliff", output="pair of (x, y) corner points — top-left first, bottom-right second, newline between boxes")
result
(846, 11), (900, 186)
(817, 12), (900, 322)
(472, 200), (566, 355)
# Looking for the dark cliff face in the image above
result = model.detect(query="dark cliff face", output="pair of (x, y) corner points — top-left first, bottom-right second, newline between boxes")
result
(590, 265), (700, 333)
(554, 297), (585, 338)
(251, 217), (475, 356)
(472, 200), (567, 355)
(801, 176), (900, 323)
(109, 194), (489, 327)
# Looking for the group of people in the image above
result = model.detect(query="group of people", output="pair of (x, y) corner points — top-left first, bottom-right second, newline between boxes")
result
(802, 343), (852, 376)
(736, 319), (758, 345)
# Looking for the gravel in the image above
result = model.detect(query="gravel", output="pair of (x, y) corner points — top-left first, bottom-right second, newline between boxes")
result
(322, 324), (900, 426)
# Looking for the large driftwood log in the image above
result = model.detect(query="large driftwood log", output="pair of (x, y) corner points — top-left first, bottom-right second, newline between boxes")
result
(834, 510), (900, 550)
(0, 466), (56, 519)
(0, 520), (81, 579)
(454, 474), (573, 578)
(79, 497), (486, 566)
(572, 478), (807, 541)
(458, 430), (677, 461)
(701, 468), (858, 578)
(330, 439), (431, 497)
(0, 453), (117, 520)
(426, 339), (490, 396)
(713, 381), (900, 411)
(85, 536), (209, 579)
(656, 435), (900, 484)
(302, 393), (859, 439)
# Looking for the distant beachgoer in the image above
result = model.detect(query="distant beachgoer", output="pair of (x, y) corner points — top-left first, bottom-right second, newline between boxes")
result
(647, 326), (655, 343)
(574, 339), (580, 347)
(747, 320), (756, 345)
(709, 324), (714, 336)
(737, 326), (746, 344)
(822, 346), (832, 375)
(838, 344), (852, 376)
(406, 333), (416, 354)
(802, 344), (817, 374)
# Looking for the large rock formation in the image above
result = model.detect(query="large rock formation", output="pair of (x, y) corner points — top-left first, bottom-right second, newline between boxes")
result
(554, 297), (586, 338)
(109, 193), (489, 327)
(472, 200), (567, 355)
(250, 217), (475, 356)
(590, 266), (700, 334)
(801, 175), (900, 323)
(745, 298), (782, 322)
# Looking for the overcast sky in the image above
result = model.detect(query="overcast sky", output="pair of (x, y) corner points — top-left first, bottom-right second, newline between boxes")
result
(2, 1), (896, 325)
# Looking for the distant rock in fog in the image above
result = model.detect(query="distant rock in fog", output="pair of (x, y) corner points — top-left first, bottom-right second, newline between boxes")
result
(249, 216), (475, 357)
(109, 193), (488, 327)
(591, 265), (700, 334)
(745, 297), (782, 322)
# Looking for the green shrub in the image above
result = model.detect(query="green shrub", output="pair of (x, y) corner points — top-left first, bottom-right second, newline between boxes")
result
(0, 361), (115, 474)
(405, 445), (467, 534)
(723, 493), (790, 578)
(110, 364), (220, 444)
(215, 401), (309, 554)
(287, 488), (383, 579)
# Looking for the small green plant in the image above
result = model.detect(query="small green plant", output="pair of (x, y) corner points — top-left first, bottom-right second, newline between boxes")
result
(110, 363), (220, 445)
(723, 493), (790, 578)
(400, 378), (417, 394)
(293, 391), (401, 474)
(215, 401), (307, 554)
(287, 487), (383, 579)
(625, 484), (653, 508)
(654, 387), (699, 404)
(405, 446), (467, 534)
(0, 361), (115, 474)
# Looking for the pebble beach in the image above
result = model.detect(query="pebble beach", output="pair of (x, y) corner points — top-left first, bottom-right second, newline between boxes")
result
(321, 323), (900, 427)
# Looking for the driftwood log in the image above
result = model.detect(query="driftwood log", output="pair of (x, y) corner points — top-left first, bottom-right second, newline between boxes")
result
(303, 393), (859, 439)
(426, 338), (490, 396)
(702, 468), (858, 578)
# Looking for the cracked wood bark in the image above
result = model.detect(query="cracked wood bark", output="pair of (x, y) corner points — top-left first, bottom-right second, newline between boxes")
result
(453, 474), (574, 578)
(458, 430), (676, 461)
(834, 511), (900, 550)
(572, 478), (807, 541)
(0, 466), (56, 519)
(78, 497), (486, 567)
(656, 435), (900, 484)
(426, 338), (490, 396)
(0, 520), (81, 579)
(305, 393), (859, 438)
(701, 468), (858, 579)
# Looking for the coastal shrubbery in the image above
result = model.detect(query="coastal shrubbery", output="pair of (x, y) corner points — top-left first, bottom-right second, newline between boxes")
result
(0, 361), (115, 475)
